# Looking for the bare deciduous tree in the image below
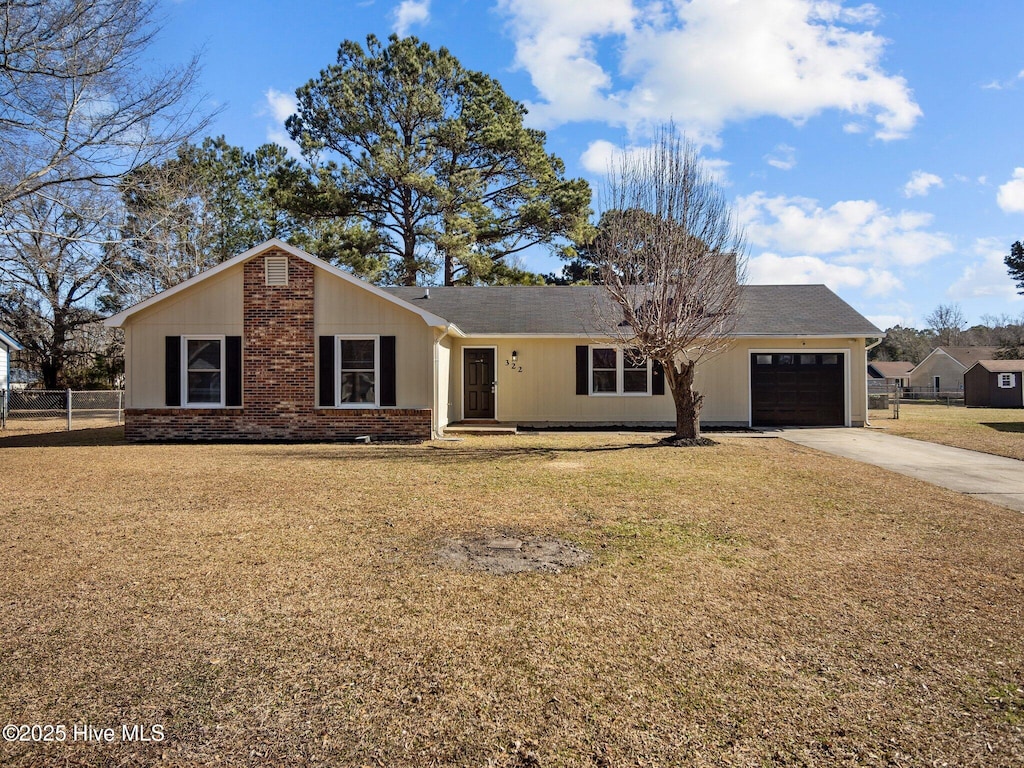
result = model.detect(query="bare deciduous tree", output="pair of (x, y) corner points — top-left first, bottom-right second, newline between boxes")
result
(0, 185), (118, 387)
(0, 0), (210, 215)
(593, 125), (747, 441)
(925, 303), (966, 347)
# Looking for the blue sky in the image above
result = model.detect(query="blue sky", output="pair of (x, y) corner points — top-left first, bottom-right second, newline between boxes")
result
(151, 0), (1024, 329)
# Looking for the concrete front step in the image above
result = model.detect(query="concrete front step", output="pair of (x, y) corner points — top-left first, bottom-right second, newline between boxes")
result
(444, 422), (518, 435)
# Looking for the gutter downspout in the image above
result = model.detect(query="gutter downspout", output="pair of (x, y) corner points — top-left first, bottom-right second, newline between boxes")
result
(432, 325), (452, 439)
(864, 337), (883, 427)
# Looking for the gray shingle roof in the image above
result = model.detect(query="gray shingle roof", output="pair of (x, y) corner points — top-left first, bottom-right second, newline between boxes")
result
(382, 284), (881, 337)
(971, 359), (1024, 373)
(933, 346), (999, 367)
(868, 361), (914, 379)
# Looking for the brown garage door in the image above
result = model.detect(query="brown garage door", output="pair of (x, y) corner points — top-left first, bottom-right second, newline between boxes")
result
(751, 353), (845, 427)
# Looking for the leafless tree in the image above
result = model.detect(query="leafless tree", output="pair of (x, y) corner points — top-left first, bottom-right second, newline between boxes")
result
(925, 303), (966, 347)
(107, 152), (218, 308)
(0, 184), (119, 387)
(593, 124), (747, 441)
(0, 0), (210, 217)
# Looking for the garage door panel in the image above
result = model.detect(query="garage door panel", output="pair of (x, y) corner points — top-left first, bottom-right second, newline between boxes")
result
(751, 353), (844, 427)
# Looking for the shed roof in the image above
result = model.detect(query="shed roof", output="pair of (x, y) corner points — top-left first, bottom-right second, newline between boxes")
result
(969, 359), (1024, 374)
(384, 283), (881, 337)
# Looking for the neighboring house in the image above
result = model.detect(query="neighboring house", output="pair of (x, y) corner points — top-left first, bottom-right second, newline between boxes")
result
(104, 239), (882, 441)
(867, 361), (913, 386)
(909, 346), (998, 393)
(0, 329), (23, 392)
(7, 369), (37, 391)
(964, 360), (1024, 408)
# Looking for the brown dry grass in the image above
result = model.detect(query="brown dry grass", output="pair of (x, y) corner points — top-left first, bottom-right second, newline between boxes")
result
(1, 428), (1022, 767)
(870, 403), (1024, 460)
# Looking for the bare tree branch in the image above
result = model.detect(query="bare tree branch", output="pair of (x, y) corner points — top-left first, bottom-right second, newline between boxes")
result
(0, 0), (212, 217)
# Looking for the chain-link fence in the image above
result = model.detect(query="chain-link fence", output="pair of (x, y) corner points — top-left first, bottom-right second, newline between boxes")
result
(868, 381), (966, 421)
(1, 389), (123, 432)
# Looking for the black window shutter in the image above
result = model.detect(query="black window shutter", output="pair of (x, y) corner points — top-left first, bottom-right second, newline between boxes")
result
(652, 360), (665, 395)
(165, 336), (181, 406)
(380, 335), (397, 406)
(576, 345), (588, 395)
(225, 336), (242, 406)
(318, 336), (335, 407)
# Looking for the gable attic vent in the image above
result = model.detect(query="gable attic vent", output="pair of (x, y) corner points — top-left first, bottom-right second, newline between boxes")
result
(264, 255), (288, 286)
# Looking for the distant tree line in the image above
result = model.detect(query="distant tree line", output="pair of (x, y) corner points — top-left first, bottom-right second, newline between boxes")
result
(872, 303), (1024, 364)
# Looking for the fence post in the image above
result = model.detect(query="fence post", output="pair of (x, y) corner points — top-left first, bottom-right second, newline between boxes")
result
(117, 390), (123, 425)
(1, 389), (6, 429)
(66, 388), (72, 431)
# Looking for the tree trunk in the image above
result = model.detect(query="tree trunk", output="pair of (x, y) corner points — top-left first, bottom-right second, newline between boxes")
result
(444, 249), (454, 286)
(666, 359), (703, 439)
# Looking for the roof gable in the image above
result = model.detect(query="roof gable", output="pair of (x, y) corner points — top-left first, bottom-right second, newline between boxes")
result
(104, 239), (455, 330)
(914, 346), (999, 372)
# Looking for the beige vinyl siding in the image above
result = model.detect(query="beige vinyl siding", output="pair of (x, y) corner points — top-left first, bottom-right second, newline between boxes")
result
(909, 353), (966, 391)
(451, 338), (671, 424)
(314, 271), (434, 408)
(447, 337), (868, 427)
(124, 266), (244, 408)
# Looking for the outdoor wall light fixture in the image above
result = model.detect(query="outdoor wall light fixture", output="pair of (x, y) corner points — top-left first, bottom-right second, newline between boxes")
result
(511, 350), (518, 363)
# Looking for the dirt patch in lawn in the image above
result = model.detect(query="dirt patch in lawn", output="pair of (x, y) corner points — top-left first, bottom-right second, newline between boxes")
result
(437, 534), (592, 574)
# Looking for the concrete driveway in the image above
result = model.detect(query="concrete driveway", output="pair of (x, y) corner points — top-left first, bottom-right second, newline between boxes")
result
(778, 427), (1024, 513)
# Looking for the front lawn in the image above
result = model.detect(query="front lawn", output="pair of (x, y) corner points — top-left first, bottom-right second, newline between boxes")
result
(1, 428), (1022, 766)
(870, 403), (1024, 460)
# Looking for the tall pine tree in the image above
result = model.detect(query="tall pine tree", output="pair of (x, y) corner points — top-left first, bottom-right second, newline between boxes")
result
(1007, 240), (1024, 295)
(283, 35), (591, 286)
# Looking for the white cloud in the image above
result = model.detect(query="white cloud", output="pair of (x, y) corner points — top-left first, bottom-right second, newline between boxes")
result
(948, 238), (1023, 301)
(579, 138), (730, 184)
(393, 0), (430, 36)
(579, 139), (624, 175)
(997, 167), (1024, 213)
(903, 170), (943, 198)
(748, 252), (868, 290)
(262, 89), (302, 157)
(736, 192), (954, 268)
(265, 88), (296, 124)
(765, 144), (797, 170)
(980, 70), (1024, 90)
(499, 0), (921, 142)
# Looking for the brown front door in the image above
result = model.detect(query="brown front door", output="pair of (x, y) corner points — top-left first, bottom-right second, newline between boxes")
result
(464, 348), (495, 419)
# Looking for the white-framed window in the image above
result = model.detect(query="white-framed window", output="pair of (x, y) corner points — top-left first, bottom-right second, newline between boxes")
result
(337, 335), (379, 407)
(182, 335), (225, 407)
(998, 372), (1016, 389)
(589, 346), (651, 396)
